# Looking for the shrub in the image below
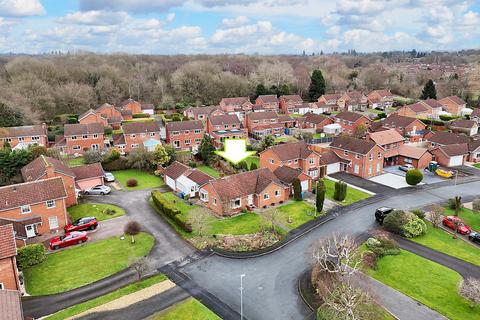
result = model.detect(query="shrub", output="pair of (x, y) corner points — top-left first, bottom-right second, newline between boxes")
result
(333, 180), (347, 201)
(102, 156), (129, 171)
(293, 179), (302, 201)
(439, 114), (458, 121)
(403, 218), (427, 238)
(365, 236), (400, 257)
(411, 209), (426, 219)
(132, 113), (150, 118)
(448, 196), (463, 214)
(104, 126), (113, 135)
(126, 178), (138, 187)
(473, 199), (480, 212)
(362, 250), (378, 270)
(188, 161), (197, 168)
(17, 244), (46, 269)
(103, 149), (121, 164)
(83, 149), (104, 164)
(104, 208), (116, 215)
(405, 169), (423, 186)
(151, 191), (192, 232)
(250, 162), (258, 170)
(383, 210), (426, 238)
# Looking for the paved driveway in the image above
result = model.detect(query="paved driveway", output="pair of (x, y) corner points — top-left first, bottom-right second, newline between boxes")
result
(181, 180), (480, 320)
(383, 166), (445, 184)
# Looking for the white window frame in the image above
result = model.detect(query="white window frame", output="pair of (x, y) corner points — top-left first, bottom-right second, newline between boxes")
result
(131, 143), (139, 148)
(73, 145), (81, 150)
(200, 191), (208, 202)
(355, 153), (360, 159)
(212, 197), (217, 206)
(71, 135), (77, 140)
(82, 134), (88, 139)
(185, 139), (191, 145)
(269, 158), (274, 164)
(93, 134), (98, 138)
(48, 216), (59, 230)
(150, 132), (156, 137)
(0, 283), (3, 290)
(344, 150), (349, 156)
(369, 153), (373, 161)
(368, 165), (372, 175)
(21, 205), (31, 214)
(309, 158), (315, 164)
(172, 131), (179, 136)
(354, 165), (360, 174)
(194, 129), (201, 134)
(275, 190), (281, 197)
(18, 137), (24, 142)
(378, 152), (382, 159)
(46, 200), (55, 209)
(232, 198), (241, 209)
(32, 136), (40, 141)
(130, 134), (136, 138)
(263, 193), (269, 200)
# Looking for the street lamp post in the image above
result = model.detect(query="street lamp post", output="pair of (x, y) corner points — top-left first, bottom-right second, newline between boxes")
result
(240, 274), (246, 320)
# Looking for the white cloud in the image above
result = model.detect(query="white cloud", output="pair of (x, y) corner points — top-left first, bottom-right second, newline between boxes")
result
(221, 15), (249, 27)
(0, 0), (45, 17)
(58, 11), (129, 25)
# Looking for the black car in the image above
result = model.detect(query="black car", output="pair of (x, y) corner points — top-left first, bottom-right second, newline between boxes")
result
(375, 207), (394, 225)
(468, 232), (480, 244)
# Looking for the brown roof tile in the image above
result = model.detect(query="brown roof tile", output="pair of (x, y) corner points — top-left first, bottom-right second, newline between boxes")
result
(403, 102), (429, 113)
(319, 149), (345, 165)
(64, 123), (104, 136)
(303, 112), (331, 125)
(422, 99), (443, 109)
(257, 95), (278, 103)
(262, 141), (314, 161)
(0, 177), (67, 211)
(437, 143), (469, 157)
(0, 224), (16, 259)
(441, 96), (466, 106)
(0, 290), (23, 320)
(330, 136), (376, 155)
(122, 121), (160, 134)
(247, 111), (278, 121)
(208, 114), (241, 126)
(221, 97), (250, 106)
(185, 106), (221, 117)
(0, 125), (47, 139)
(382, 114), (420, 128)
(428, 131), (470, 145)
(334, 111), (368, 122)
(164, 161), (189, 180)
(71, 163), (104, 180)
(398, 145), (429, 159)
(450, 119), (477, 129)
(186, 170), (214, 186)
(368, 129), (405, 146)
(21, 156), (76, 181)
(166, 120), (203, 132)
(273, 166), (304, 184)
(280, 95), (303, 103)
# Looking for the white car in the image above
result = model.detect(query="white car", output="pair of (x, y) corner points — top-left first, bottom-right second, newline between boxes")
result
(103, 172), (115, 182)
(84, 185), (111, 195)
(399, 164), (414, 172)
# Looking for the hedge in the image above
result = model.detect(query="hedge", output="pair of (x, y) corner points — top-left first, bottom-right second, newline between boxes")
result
(102, 157), (130, 171)
(151, 190), (192, 232)
(17, 244), (46, 269)
(132, 113), (150, 119)
(419, 118), (445, 126)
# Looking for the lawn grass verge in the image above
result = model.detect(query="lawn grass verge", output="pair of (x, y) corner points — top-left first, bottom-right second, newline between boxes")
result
(274, 201), (317, 229)
(274, 136), (298, 144)
(197, 165), (221, 178)
(444, 207), (480, 230)
(148, 297), (220, 320)
(68, 203), (125, 222)
(24, 232), (155, 295)
(113, 169), (164, 190)
(324, 178), (371, 205)
(44, 274), (167, 320)
(65, 157), (84, 167)
(365, 249), (480, 320)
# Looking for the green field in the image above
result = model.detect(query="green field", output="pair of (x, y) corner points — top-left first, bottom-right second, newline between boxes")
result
(24, 233), (154, 295)
(324, 179), (371, 205)
(68, 203), (125, 222)
(365, 249), (480, 320)
(45, 274), (167, 320)
(197, 165), (221, 178)
(149, 298), (220, 320)
(113, 169), (164, 190)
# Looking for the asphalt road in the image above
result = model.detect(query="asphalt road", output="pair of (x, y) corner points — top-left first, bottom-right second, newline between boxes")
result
(181, 180), (480, 320)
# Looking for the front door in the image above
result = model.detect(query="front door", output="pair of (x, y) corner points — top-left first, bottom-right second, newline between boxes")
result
(25, 225), (36, 238)
(248, 195), (254, 206)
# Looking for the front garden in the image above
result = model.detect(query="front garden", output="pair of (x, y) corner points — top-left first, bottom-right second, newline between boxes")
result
(23, 233), (154, 295)
(114, 169), (165, 190)
(68, 203), (125, 221)
(323, 178), (371, 205)
(273, 200), (317, 229)
(149, 297), (220, 320)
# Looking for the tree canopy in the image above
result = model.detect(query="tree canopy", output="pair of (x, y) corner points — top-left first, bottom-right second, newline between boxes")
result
(308, 69), (326, 101)
(421, 79), (437, 100)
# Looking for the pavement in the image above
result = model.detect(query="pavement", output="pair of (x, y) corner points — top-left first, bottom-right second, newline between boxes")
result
(180, 180), (480, 320)
(329, 172), (394, 194)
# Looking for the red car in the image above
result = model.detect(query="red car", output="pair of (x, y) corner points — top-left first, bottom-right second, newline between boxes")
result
(442, 216), (471, 235)
(49, 231), (88, 250)
(64, 217), (98, 232)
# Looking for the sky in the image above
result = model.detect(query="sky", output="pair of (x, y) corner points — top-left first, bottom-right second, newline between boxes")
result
(0, 0), (479, 54)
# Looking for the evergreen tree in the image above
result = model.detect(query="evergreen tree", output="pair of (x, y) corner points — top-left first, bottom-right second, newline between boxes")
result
(316, 179), (326, 214)
(421, 79), (437, 100)
(308, 69), (326, 101)
(255, 84), (268, 98)
(0, 103), (24, 127)
(293, 179), (303, 201)
(334, 180), (347, 202)
(250, 162), (258, 170)
(199, 135), (216, 165)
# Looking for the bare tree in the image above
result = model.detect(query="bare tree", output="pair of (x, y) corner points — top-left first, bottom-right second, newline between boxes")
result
(188, 207), (211, 236)
(459, 278), (480, 307)
(312, 234), (360, 276)
(322, 281), (369, 320)
(129, 257), (151, 282)
(263, 209), (279, 232)
(429, 204), (444, 228)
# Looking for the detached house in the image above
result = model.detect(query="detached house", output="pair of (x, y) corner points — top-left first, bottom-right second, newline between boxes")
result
(245, 111), (283, 138)
(184, 106), (223, 121)
(367, 90), (395, 110)
(430, 144), (469, 167)
(372, 114), (426, 142)
(78, 109), (108, 127)
(78, 103), (123, 129)
(219, 97), (253, 123)
(0, 124), (48, 150)
(206, 114), (247, 148)
(115, 122), (161, 154)
(297, 113), (334, 133)
(163, 161), (214, 198)
(333, 111), (371, 135)
(0, 224), (20, 291)
(449, 119), (478, 136)
(118, 98), (142, 115)
(439, 96), (467, 116)
(279, 95), (303, 114)
(425, 131), (470, 148)
(260, 141), (323, 179)
(0, 177), (68, 246)
(367, 129), (405, 166)
(62, 123), (104, 155)
(166, 120), (204, 151)
(255, 95), (279, 110)
(330, 136), (384, 179)
(337, 91), (368, 112)
(199, 168), (289, 216)
(318, 94), (342, 111)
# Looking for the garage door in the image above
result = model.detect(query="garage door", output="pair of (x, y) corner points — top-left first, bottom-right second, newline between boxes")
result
(301, 180), (308, 191)
(449, 156), (463, 167)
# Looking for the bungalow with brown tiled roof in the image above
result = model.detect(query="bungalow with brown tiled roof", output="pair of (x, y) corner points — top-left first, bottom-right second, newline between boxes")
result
(206, 114), (247, 148)
(467, 139), (480, 163)
(367, 89), (395, 110)
(246, 111), (283, 138)
(61, 123), (105, 155)
(0, 177), (68, 246)
(0, 224), (20, 291)
(163, 161), (214, 198)
(395, 102), (431, 118)
(165, 120), (204, 151)
(449, 119), (478, 136)
(199, 168), (290, 216)
(430, 143), (469, 167)
(366, 129), (405, 166)
(333, 111), (371, 135)
(279, 95), (303, 114)
(297, 112), (334, 132)
(183, 106), (224, 121)
(0, 124), (48, 150)
(470, 108), (480, 123)
(116, 121), (161, 154)
(255, 95), (279, 111)
(439, 96), (467, 116)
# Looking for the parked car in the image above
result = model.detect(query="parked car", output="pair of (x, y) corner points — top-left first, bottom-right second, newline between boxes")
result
(104, 172), (115, 182)
(64, 217), (98, 232)
(468, 232), (480, 244)
(442, 216), (471, 235)
(49, 231), (88, 250)
(84, 185), (111, 195)
(399, 164), (414, 172)
(375, 207), (394, 225)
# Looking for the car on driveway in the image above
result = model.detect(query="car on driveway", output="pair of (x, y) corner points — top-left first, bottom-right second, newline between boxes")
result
(64, 217), (98, 232)
(84, 185), (111, 195)
(442, 216), (471, 235)
(104, 172), (115, 182)
(468, 232), (480, 244)
(399, 164), (414, 172)
(375, 207), (394, 225)
(49, 231), (88, 250)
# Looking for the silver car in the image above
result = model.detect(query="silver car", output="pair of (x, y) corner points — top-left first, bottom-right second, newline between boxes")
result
(103, 172), (115, 182)
(84, 185), (111, 195)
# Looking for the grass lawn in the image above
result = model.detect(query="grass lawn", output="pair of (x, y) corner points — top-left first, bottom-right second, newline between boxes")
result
(68, 203), (125, 222)
(324, 178), (371, 205)
(113, 169), (164, 190)
(24, 232), (154, 295)
(45, 274), (167, 320)
(149, 297), (220, 320)
(312, 133), (322, 139)
(473, 163), (480, 169)
(365, 249), (480, 320)
(65, 157), (84, 167)
(208, 212), (266, 235)
(244, 156), (260, 170)
(444, 207), (480, 230)
(275, 201), (317, 229)
(197, 165), (221, 178)
(367, 108), (384, 115)
(274, 135), (298, 144)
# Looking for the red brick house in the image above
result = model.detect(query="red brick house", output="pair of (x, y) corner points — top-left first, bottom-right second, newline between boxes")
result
(337, 91), (368, 112)
(430, 144), (469, 167)
(78, 109), (108, 127)
(279, 95), (303, 114)
(449, 119), (478, 136)
(0, 224), (20, 291)
(395, 102), (430, 118)
(0, 177), (68, 246)
(115, 122), (161, 154)
(199, 168), (289, 216)
(273, 166), (313, 193)
(259, 141), (323, 179)
(118, 98), (142, 115)
(297, 113), (334, 132)
(372, 114), (426, 142)
(62, 123), (105, 155)
(367, 90), (395, 110)
(255, 95), (279, 110)
(425, 131), (470, 148)
(367, 129), (405, 166)
(278, 115), (296, 128)
(78, 103), (123, 129)
(206, 114), (247, 148)
(219, 97), (253, 124)
(166, 120), (204, 151)
(184, 106), (223, 121)
(0, 124), (48, 150)
(330, 136), (384, 179)
(439, 96), (467, 116)
(467, 140), (480, 163)
(333, 112), (371, 135)
(318, 93), (342, 111)
(397, 145), (432, 169)
(245, 111), (283, 138)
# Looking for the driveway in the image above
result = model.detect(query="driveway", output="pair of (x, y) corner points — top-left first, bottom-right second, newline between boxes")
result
(181, 180), (480, 320)
(369, 172), (416, 189)
(329, 172), (393, 194)
(383, 165), (445, 184)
